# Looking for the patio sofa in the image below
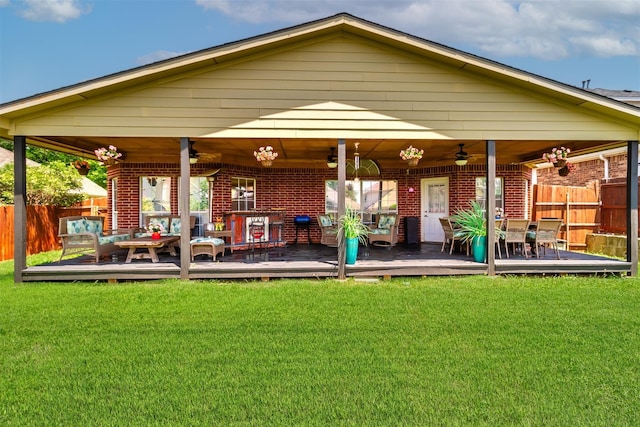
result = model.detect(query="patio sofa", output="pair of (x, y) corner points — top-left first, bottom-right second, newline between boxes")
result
(58, 215), (133, 263)
(135, 215), (197, 241)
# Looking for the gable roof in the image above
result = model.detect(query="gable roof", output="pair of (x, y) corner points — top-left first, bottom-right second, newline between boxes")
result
(0, 13), (638, 168)
(1, 13), (638, 120)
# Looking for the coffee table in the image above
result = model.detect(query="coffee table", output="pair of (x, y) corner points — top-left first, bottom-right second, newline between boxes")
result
(115, 236), (180, 263)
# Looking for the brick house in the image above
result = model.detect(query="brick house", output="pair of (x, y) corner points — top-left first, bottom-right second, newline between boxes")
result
(2, 13), (639, 280)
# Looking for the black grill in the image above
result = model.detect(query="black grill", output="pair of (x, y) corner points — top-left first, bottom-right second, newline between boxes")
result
(293, 215), (311, 225)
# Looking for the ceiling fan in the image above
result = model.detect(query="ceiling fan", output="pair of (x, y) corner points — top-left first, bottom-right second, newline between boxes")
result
(188, 140), (219, 164)
(326, 147), (338, 168)
(455, 144), (469, 166)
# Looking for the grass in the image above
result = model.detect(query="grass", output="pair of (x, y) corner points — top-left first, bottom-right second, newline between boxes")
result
(1, 253), (639, 425)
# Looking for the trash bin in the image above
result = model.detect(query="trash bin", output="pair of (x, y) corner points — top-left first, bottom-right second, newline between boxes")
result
(404, 216), (419, 244)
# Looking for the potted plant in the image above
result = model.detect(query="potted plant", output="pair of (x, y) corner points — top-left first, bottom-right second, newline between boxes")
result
(542, 146), (570, 168)
(147, 221), (165, 240)
(253, 146), (278, 167)
(72, 159), (90, 175)
(337, 208), (370, 264)
(399, 145), (424, 167)
(95, 145), (123, 166)
(450, 201), (504, 263)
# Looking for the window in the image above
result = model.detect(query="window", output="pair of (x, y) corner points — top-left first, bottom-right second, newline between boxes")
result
(231, 177), (256, 211)
(475, 177), (504, 212)
(140, 176), (171, 225)
(325, 180), (397, 225)
(190, 177), (210, 236)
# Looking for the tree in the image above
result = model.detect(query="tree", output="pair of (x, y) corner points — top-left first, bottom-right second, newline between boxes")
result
(0, 161), (85, 206)
(0, 138), (107, 188)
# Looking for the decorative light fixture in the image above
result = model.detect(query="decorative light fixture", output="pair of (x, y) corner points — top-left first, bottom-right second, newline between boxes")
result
(455, 144), (468, 166)
(326, 147), (338, 168)
(189, 140), (199, 164)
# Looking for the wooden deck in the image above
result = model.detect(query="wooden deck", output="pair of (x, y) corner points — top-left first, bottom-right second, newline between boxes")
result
(20, 242), (631, 282)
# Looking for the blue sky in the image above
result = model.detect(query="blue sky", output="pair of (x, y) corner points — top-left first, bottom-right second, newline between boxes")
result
(0, 0), (638, 104)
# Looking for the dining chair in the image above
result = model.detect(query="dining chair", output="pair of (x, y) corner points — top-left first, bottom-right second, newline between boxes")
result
(439, 217), (467, 255)
(530, 219), (563, 259)
(503, 219), (530, 258)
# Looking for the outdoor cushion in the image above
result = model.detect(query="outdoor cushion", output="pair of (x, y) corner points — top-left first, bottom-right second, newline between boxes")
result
(97, 234), (130, 245)
(153, 217), (171, 232)
(84, 219), (103, 236)
(369, 228), (391, 235)
(319, 215), (333, 227)
(66, 219), (87, 234)
(378, 215), (396, 229)
(190, 237), (225, 246)
(170, 217), (182, 234)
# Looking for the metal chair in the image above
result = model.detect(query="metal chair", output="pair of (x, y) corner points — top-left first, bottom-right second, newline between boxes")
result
(269, 208), (286, 248)
(248, 218), (266, 251)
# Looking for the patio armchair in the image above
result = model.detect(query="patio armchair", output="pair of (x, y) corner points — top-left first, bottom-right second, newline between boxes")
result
(527, 218), (563, 259)
(317, 214), (338, 247)
(368, 213), (399, 247)
(58, 215), (133, 263)
(439, 217), (468, 255)
(503, 219), (531, 258)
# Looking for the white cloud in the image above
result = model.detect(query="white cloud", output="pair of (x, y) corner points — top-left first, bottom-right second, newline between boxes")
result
(195, 0), (639, 59)
(18, 0), (87, 23)
(135, 50), (190, 66)
(0, 0), (10, 8)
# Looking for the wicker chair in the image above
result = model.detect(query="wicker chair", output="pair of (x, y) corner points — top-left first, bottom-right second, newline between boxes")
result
(317, 214), (338, 247)
(368, 213), (399, 247)
(439, 217), (468, 255)
(503, 219), (531, 258)
(528, 219), (563, 259)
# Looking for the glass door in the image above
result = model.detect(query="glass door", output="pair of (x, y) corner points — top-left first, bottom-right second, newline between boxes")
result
(421, 177), (449, 242)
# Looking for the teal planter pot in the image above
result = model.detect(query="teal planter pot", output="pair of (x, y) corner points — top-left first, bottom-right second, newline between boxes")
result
(345, 237), (359, 265)
(472, 235), (487, 263)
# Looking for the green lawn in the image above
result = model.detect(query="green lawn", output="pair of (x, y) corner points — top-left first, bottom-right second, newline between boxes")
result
(1, 254), (639, 425)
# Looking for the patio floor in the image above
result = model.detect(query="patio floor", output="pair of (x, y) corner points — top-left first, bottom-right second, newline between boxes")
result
(21, 242), (631, 282)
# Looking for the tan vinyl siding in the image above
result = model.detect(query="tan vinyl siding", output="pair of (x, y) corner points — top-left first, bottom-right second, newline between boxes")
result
(12, 35), (639, 139)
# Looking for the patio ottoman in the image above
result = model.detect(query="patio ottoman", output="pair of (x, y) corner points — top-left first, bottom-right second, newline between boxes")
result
(190, 237), (225, 261)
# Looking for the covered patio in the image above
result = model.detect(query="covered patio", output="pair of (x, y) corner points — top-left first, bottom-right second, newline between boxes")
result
(21, 242), (631, 282)
(2, 13), (639, 282)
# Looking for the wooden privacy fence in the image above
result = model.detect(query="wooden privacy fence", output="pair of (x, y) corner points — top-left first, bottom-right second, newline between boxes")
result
(531, 184), (600, 251)
(600, 181), (640, 236)
(0, 206), (100, 261)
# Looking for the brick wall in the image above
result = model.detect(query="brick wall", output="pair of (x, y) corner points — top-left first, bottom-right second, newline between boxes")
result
(108, 162), (531, 243)
(536, 154), (627, 188)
